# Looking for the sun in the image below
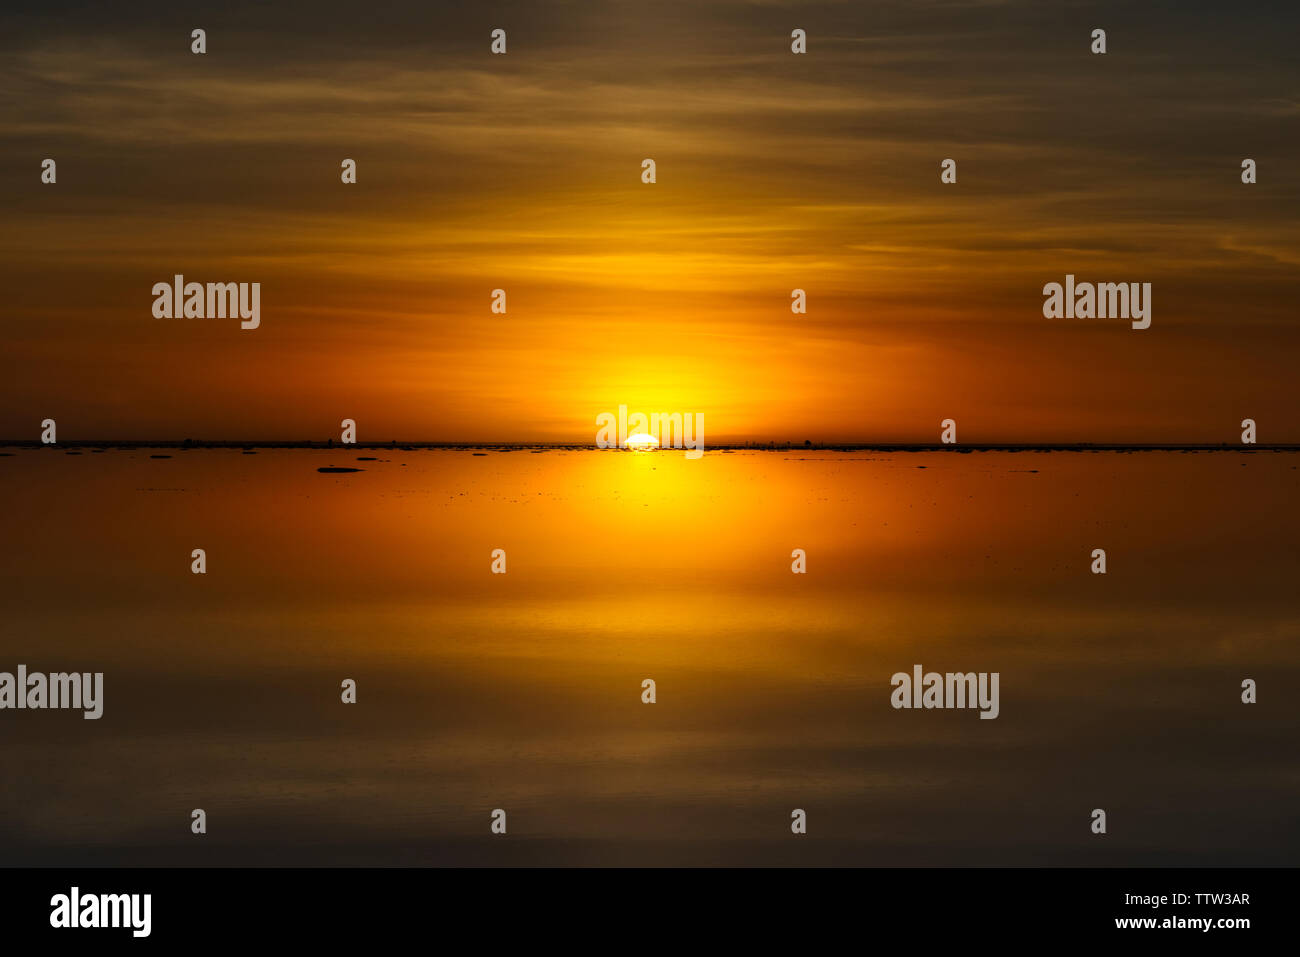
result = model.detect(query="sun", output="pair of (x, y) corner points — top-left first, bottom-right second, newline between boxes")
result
(624, 432), (660, 451)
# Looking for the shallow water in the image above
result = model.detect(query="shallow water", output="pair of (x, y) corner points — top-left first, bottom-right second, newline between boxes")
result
(0, 448), (1296, 865)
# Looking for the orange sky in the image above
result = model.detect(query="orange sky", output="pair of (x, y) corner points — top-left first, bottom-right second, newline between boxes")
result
(2, 1), (1297, 442)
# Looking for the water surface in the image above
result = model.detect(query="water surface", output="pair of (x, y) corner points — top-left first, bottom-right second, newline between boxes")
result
(1, 448), (1295, 865)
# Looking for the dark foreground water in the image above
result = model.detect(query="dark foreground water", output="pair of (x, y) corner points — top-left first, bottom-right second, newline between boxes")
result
(0, 448), (1296, 865)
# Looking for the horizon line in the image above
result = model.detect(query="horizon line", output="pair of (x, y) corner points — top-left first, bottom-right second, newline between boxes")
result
(2, 440), (1296, 453)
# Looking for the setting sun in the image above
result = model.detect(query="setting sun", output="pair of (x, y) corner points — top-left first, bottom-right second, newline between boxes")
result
(624, 432), (659, 451)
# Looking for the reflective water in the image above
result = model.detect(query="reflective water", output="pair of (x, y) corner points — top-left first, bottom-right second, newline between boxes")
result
(1, 448), (1295, 865)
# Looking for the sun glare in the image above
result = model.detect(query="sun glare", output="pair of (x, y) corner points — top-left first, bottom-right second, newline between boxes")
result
(624, 432), (659, 451)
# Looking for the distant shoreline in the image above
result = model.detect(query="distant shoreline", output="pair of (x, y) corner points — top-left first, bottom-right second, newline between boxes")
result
(2, 441), (1297, 453)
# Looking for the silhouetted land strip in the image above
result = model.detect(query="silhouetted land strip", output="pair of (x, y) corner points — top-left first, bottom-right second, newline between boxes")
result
(2, 440), (1297, 453)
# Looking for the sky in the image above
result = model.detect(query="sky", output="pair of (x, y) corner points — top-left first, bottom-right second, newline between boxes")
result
(1, 0), (1297, 443)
